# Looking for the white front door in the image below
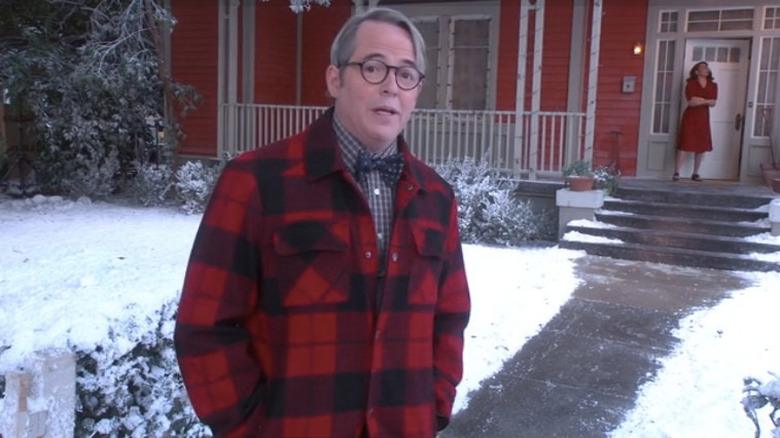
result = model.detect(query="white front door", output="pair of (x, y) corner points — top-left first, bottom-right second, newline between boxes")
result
(680, 39), (750, 180)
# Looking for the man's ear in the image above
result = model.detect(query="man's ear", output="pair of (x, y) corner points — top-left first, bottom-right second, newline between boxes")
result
(325, 65), (341, 99)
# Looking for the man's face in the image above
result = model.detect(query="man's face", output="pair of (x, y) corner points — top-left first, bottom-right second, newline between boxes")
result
(326, 20), (421, 153)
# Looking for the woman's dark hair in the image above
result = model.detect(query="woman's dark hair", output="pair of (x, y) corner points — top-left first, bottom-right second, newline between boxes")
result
(688, 61), (714, 81)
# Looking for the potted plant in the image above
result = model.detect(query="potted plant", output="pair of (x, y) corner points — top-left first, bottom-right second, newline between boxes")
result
(594, 165), (620, 196)
(562, 159), (595, 191)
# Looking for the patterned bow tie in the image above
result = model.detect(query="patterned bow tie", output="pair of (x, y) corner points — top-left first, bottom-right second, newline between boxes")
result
(355, 150), (404, 186)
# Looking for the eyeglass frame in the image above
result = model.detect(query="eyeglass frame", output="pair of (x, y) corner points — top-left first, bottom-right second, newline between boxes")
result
(342, 59), (425, 91)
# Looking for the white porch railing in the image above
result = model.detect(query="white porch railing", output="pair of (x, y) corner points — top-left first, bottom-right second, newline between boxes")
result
(220, 104), (586, 178)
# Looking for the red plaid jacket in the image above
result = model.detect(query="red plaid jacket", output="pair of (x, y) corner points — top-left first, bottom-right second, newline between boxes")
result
(174, 108), (471, 438)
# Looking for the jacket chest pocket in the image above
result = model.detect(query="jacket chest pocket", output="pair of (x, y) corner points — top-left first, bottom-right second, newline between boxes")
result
(273, 219), (350, 307)
(407, 226), (445, 305)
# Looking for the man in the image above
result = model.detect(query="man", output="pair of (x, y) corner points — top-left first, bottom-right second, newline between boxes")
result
(174, 7), (470, 438)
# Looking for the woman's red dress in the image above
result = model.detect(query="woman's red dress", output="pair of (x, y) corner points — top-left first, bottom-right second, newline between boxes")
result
(677, 78), (718, 152)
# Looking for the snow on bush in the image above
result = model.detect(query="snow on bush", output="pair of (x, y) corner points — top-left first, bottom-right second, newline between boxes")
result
(434, 158), (547, 246)
(126, 163), (174, 207)
(74, 300), (210, 438)
(174, 160), (224, 215)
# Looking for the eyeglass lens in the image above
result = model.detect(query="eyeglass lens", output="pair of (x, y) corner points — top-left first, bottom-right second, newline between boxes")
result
(360, 60), (421, 90)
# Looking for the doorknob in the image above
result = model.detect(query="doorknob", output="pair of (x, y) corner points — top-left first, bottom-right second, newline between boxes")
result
(735, 113), (743, 130)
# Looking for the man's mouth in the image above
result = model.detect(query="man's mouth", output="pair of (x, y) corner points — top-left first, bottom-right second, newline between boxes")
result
(374, 106), (398, 116)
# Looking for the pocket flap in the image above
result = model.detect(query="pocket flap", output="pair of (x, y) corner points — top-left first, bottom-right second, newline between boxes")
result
(411, 225), (445, 258)
(273, 220), (350, 255)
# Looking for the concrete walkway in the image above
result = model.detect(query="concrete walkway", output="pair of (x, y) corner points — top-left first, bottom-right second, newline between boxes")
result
(440, 254), (755, 438)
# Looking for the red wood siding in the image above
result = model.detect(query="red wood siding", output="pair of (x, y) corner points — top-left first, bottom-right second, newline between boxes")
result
(496, 0), (522, 111)
(496, 0), (573, 112)
(255, 1), (298, 103)
(301, 3), (352, 105)
(592, 0), (648, 175)
(497, 0), (647, 175)
(170, 0), (220, 157)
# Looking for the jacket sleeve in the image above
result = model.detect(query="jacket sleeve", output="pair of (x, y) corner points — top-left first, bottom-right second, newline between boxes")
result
(174, 159), (265, 438)
(432, 196), (471, 430)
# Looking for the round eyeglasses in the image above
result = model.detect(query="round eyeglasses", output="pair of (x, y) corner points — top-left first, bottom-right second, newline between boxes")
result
(343, 59), (424, 91)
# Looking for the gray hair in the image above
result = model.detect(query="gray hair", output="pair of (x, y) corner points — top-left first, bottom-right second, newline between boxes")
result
(330, 7), (427, 75)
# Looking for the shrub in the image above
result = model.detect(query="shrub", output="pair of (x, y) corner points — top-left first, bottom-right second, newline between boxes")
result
(125, 163), (175, 207)
(174, 160), (225, 215)
(75, 301), (211, 438)
(434, 158), (545, 246)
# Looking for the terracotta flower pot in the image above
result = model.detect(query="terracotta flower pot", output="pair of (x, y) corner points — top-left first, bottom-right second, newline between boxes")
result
(565, 176), (594, 191)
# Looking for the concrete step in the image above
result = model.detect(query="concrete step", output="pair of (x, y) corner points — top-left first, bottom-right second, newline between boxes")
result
(559, 239), (780, 272)
(594, 210), (769, 238)
(602, 198), (767, 222)
(557, 178), (779, 271)
(566, 223), (780, 255)
(615, 186), (773, 209)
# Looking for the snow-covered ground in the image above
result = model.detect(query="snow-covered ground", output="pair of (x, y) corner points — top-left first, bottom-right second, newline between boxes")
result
(1, 194), (779, 436)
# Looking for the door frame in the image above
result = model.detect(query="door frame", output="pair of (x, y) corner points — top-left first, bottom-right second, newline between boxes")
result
(637, 1), (780, 184)
(677, 38), (750, 181)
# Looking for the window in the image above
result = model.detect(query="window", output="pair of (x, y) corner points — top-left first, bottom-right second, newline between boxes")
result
(687, 8), (754, 32)
(450, 18), (490, 110)
(392, 2), (498, 111)
(755, 37), (779, 137)
(652, 40), (676, 134)
(413, 15), (493, 110)
(659, 11), (678, 33)
(415, 19), (440, 109)
(765, 7), (780, 30)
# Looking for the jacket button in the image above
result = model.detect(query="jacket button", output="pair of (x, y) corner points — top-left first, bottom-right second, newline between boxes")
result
(391, 253), (398, 262)
(364, 251), (372, 259)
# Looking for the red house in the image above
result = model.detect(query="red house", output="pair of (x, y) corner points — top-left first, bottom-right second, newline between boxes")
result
(168, 0), (780, 184)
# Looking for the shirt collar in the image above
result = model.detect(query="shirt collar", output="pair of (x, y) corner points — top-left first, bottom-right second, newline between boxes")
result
(332, 116), (398, 175)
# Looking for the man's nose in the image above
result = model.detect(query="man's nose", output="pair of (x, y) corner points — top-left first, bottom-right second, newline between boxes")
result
(380, 68), (400, 93)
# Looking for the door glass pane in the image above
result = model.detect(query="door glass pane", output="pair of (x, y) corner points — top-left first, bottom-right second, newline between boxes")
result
(704, 47), (716, 62)
(717, 47), (728, 62)
(729, 47), (740, 63)
(693, 46), (703, 61)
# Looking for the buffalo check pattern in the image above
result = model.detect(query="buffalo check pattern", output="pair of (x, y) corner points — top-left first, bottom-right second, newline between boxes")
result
(174, 108), (471, 438)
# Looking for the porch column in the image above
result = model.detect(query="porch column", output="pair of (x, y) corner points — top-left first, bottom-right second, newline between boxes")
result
(566, 0), (587, 165)
(217, 0), (240, 157)
(583, 0), (603, 162)
(515, 0), (545, 180)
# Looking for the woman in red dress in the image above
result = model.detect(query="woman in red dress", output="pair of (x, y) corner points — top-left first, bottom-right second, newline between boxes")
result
(674, 61), (718, 182)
